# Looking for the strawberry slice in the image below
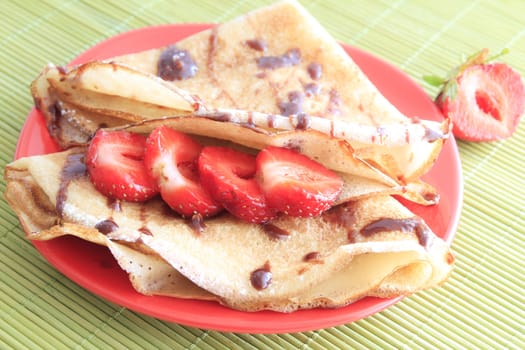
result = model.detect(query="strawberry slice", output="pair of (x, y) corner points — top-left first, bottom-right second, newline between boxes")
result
(198, 146), (276, 224)
(256, 146), (343, 217)
(144, 126), (222, 218)
(426, 48), (524, 142)
(86, 130), (158, 201)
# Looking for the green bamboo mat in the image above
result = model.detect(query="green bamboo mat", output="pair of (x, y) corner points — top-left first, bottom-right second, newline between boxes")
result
(1, 0), (524, 348)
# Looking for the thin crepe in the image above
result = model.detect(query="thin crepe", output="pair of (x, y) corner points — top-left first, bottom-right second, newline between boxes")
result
(9, 0), (455, 312)
(4, 148), (453, 312)
(31, 0), (449, 184)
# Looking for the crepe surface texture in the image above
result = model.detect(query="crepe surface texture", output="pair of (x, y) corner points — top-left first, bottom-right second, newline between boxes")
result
(5, 148), (454, 312)
(5, 0), (455, 312)
(32, 0), (449, 185)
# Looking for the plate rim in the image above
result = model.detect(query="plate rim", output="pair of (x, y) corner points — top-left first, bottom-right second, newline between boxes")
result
(14, 23), (463, 334)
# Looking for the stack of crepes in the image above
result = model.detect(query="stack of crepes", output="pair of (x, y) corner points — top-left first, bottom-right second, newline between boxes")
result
(4, 0), (455, 312)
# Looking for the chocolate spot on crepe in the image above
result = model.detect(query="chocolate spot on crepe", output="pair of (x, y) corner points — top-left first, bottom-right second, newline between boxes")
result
(307, 62), (322, 80)
(56, 65), (67, 75)
(207, 27), (219, 71)
(412, 118), (447, 143)
(303, 251), (323, 263)
(297, 267), (308, 275)
(423, 192), (440, 204)
(190, 213), (206, 235)
(157, 45), (198, 81)
(423, 125), (445, 143)
(250, 261), (272, 290)
(257, 48), (301, 70)
(47, 101), (63, 136)
(323, 203), (359, 242)
(295, 113), (310, 130)
(107, 197), (121, 212)
(262, 223), (290, 241)
(56, 151), (87, 218)
(329, 120), (336, 138)
(304, 82), (320, 97)
(267, 114), (277, 128)
(246, 111), (255, 127)
(139, 205), (148, 223)
(138, 226), (153, 236)
(279, 91), (304, 116)
(95, 219), (119, 235)
(326, 88), (342, 115)
(245, 38), (267, 52)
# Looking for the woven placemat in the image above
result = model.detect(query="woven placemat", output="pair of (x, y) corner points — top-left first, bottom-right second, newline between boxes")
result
(1, 1), (524, 348)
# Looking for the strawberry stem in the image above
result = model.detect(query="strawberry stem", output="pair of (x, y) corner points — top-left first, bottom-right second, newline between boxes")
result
(486, 48), (510, 62)
(423, 48), (511, 101)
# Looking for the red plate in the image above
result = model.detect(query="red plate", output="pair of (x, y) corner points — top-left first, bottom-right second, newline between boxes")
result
(15, 24), (462, 333)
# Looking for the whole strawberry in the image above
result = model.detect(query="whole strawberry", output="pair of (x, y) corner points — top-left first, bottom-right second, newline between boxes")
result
(425, 48), (525, 142)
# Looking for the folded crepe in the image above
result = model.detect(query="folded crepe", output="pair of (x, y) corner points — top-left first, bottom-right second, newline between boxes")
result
(31, 0), (449, 185)
(6, 0), (455, 312)
(4, 148), (454, 312)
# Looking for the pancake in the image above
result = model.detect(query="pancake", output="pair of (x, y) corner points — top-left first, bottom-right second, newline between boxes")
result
(31, 0), (449, 184)
(8, 0), (456, 312)
(4, 148), (453, 312)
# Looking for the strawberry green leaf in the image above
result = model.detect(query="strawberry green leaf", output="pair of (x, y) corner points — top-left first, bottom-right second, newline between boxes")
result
(423, 75), (446, 87)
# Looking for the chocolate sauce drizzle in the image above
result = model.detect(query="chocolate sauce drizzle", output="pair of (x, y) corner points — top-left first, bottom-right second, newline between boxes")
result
(323, 203), (359, 243)
(204, 28), (238, 107)
(107, 198), (122, 212)
(361, 217), (433, 249)
(266, 114), (276, 129)
(47, 101), (62, 136)
(157, 45), (198, 81)
(56, 152), (87, 218)
(295, 113), (311, 130)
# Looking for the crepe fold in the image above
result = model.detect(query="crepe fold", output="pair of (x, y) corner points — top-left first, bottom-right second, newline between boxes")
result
(4, 149), (454, 312)
(7, 0), (456, 312)
(31, 0), (449, 185)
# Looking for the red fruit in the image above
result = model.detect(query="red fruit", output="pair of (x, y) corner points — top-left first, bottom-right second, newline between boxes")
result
(256, 146), (343, 217)
(430, 49), (524, 141)
(199, 146), (275, 224)
(86, 130), (158, 201)
(144, 126), (222, 218)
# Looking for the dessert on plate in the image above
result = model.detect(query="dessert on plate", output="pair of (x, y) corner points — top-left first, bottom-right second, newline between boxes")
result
(4, 0), (454, 312)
